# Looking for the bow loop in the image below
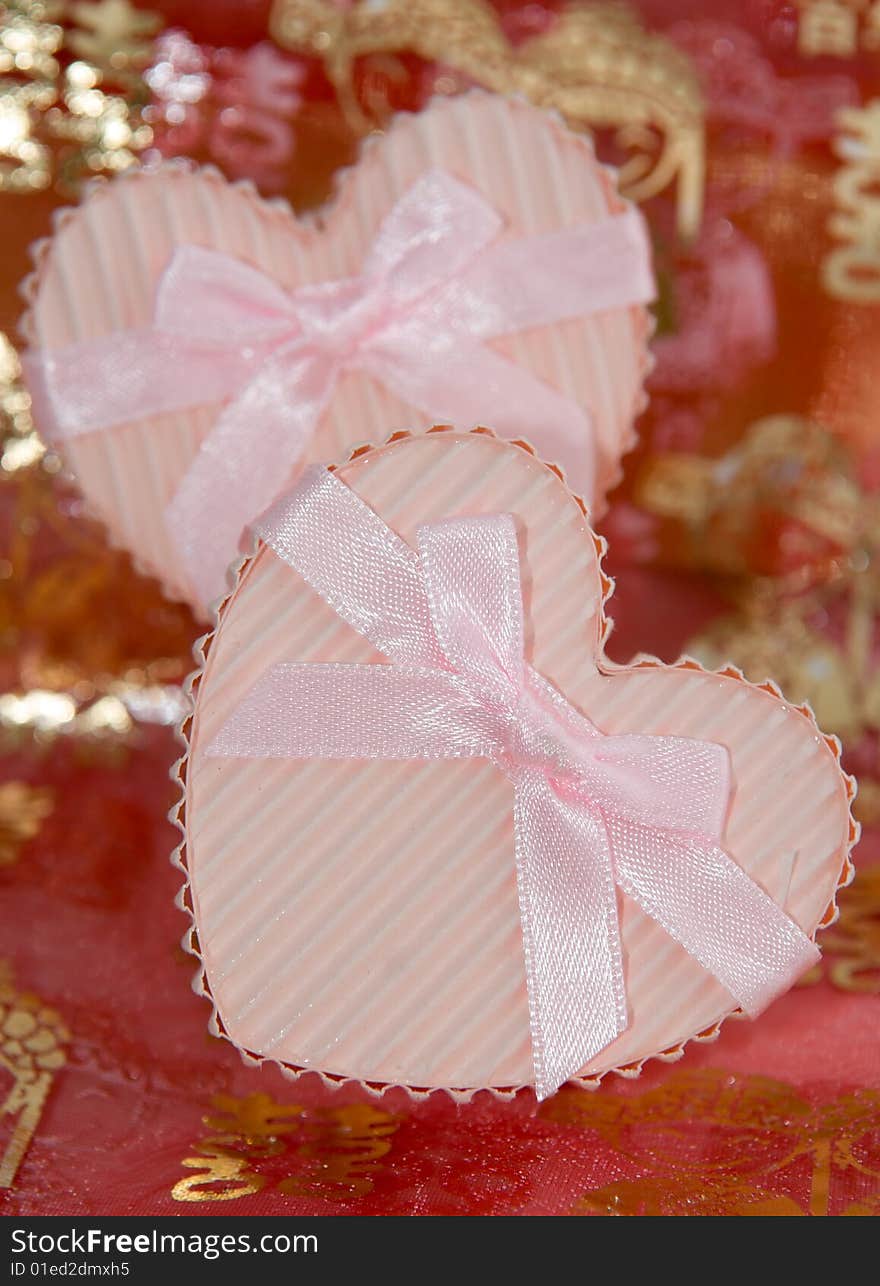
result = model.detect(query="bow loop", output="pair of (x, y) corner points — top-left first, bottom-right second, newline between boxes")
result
(155, 246), (297, 346)
(364, 169), (504, 304)
(579, 734), (732, 837)
(418, 515), (525, 704)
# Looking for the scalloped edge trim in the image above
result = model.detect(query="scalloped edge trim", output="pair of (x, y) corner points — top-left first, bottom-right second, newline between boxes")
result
(168, 423), (859, 1105)
(16, 89), (655, 617)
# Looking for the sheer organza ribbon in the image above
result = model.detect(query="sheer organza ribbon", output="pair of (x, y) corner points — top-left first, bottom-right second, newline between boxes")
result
(207, 466), (819, 1099)
(23, 169), (654, 608)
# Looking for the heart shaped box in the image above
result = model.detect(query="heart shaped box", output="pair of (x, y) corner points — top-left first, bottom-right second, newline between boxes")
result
(176, 428), (857, 1100)
(21, 92), (654, 617)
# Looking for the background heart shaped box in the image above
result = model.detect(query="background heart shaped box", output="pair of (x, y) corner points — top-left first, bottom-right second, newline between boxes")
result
(21, 91), (653, 615)
(178, 428), (857, 1099)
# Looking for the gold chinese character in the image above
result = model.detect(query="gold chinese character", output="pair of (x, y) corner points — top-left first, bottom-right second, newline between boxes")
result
(277, 1104), (399, 1200)
(67, 0), (160, 83)
(173, 1093), (400, 1203)
(171, 1092), (303, 1202)
(824, 102), (880, 300)
(798, 0), (863, 57)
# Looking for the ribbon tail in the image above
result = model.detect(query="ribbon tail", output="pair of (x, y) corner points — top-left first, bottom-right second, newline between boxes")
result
(514, 772), (627, 1100)
(610, 819), (820, 1016)
(165, 347), (333, 611)
(155, 246), (300, 345)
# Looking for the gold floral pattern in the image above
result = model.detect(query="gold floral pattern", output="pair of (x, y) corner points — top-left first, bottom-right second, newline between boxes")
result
(0, 963), (68, 1189)
(541, 1068), (880, 1216)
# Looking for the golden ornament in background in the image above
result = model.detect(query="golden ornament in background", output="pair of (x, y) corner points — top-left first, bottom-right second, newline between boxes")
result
(691, 600), (868, 742)
(0, 0), (62, 80)
(270, 0), (705, 238)
(0, 0), (63, 191)
(635, 415), (868, 585)
(0, 330), (44, 472)
(0, 0), (160, 193)
(637, 415), (880, 824)
(688, 572), (880, 821)
(812, 864), (880, 992)
(1, 326), (194, 712)
(688, 568), (880, 745)
(0, 780), (52, 866)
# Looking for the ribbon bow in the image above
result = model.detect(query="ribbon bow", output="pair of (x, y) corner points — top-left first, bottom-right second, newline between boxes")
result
(24, 170), (654, 608)
(207, 466), (819, 1099)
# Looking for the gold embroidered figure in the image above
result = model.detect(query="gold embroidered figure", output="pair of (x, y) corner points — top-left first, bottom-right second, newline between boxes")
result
(0, 964), (69, 1190)
(172, 1093), (400, 1203)
(269, 0), (705, 239)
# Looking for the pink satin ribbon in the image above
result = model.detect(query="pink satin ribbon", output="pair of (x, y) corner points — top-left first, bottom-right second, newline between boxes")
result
(23, 170), (654, 608)
(206, 466), (820, 1099)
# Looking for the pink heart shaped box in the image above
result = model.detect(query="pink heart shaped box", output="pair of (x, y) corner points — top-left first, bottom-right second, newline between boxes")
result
(21, 92), (653, 616)
(178, 428), (856, 1099)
